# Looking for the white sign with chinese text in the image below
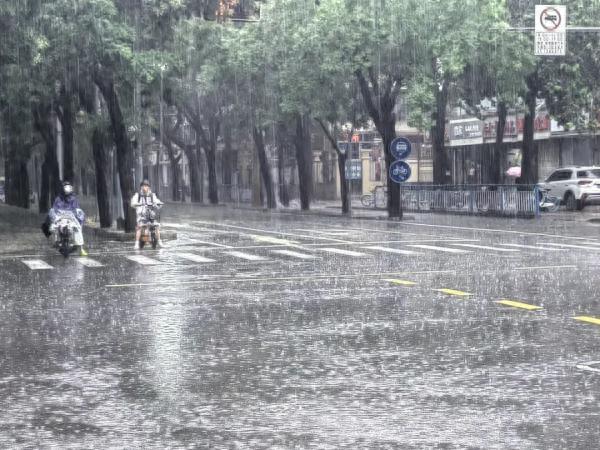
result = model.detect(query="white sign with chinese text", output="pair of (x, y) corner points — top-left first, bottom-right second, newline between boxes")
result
(535, 5), (566, 56)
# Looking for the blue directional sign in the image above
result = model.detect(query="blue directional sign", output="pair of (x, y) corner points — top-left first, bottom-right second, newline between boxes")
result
(345, 159), (362, 180)
(389, 160), (412, 184)
(389, 137), (412, 160)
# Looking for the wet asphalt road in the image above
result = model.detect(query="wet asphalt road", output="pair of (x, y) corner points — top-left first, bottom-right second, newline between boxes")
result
(0, 205), (599, 449)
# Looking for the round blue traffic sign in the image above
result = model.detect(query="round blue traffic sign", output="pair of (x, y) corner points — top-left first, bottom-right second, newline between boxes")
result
(390, 137), (412, 160)
(389, 160), (412, 184)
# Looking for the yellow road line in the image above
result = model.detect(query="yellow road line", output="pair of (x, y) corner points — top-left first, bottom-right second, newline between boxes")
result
(496, 300), (543, 311)
(384, 279), (417, 286)
(434, 288), (472, 297)
(574, 316), (600, 326)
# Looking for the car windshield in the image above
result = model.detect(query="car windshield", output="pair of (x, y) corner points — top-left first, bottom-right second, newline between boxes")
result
(577, 170), (600, 178)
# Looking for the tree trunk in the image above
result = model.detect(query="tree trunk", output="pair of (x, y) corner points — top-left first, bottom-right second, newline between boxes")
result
(253, 126), (276, 209)
(5, 156), (30, 209)
(432, 78), (450, 185)
(92, 126), (112, 228)
(520, 73), (538, 186)
(206, 147), (218, 205)
(294, 113), (313, 210)
(33, 102), (60, 214)
(165, 142), (182, 202)
(185, 145), (203, 203)
(276, 122), (290, 207)
(355, 69), (402, 218)
(94, 71), (137, 232)
(58, 90), (75, 182)
(315, 117), (350, 215)
(490, 101), (507, 185)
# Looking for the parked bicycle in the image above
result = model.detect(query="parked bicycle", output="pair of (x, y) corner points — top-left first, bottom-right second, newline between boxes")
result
(361, 186), (388, 208)
(538, 188), (560, 212)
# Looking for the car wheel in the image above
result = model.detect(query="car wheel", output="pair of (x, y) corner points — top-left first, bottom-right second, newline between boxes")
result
(564, 192), (579, 211)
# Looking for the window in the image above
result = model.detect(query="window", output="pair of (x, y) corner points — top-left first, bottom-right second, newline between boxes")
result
(577, 170), (600, 178)
(547, 170), (572, 182)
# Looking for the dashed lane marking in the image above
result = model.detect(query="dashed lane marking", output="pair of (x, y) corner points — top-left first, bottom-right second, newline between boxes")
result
(250, 235), (299, 246)
(363, 246), (420, 256)
(176, 253), (216, 263)
(498, 243), (561, 251)
(576, 361), (600, 373)
(434, 288), (472, 297)
(271, 249), (317, 260)
(223, 251), (267, 261)
(22, 260), (53, 270)
(496, 300), (543, 311)
(407, 244), (471, 254)
(384, 278), (417, 286)
(125, 255), (162, 266)
(449, 243), (519, 252)
(574, 316), (600, 326)
(318, 248), (368, 257)
(545, 243), (600, 251)
(74, 258), (104, 268)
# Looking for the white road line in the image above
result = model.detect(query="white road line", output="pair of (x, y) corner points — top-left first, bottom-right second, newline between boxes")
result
(22, 260), (53, 270)
(362, 246), (420, 256)
(407, 244), (471, 254)
(75, 258), (104, 268)
(498, 243), (560, 251)
(512, 265), (577, 270)
(402, 221), (595, 241)
(193, 221), (352, 243)
(223, 251), (267, 261)
(318, 248), (369, 257)
(449, 243), (520, 252)
(271, 249), (317, 260)
(295, 229), (351, 236)
(250, 235), (299, 246)
(545, 243), (600, 250)
(125, 255), (162, 265)
(176, 253), (216, 263)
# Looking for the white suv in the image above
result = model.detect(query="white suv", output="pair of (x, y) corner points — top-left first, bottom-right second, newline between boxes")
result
(539, 166), (600, 210)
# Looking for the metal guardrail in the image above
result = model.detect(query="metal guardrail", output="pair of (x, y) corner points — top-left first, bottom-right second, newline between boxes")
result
(399, 184), (540, 218)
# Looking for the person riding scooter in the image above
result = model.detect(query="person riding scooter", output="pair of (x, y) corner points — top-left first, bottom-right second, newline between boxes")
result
(42, 181), (87, 256)
(131, 179), (163, 249)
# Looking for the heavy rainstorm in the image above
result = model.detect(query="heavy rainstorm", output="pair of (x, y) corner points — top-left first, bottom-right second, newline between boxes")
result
(0, 0), (599, 448)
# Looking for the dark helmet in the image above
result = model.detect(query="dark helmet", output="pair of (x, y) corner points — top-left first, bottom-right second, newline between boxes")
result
(140, 179), (150, 188)
(62, 180), (73, 195)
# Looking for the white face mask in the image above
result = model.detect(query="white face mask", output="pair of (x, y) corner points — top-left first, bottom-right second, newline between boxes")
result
(63, 185), (73, 195)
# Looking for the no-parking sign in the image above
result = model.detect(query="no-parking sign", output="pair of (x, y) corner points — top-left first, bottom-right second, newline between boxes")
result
(535, 5), (566, 56)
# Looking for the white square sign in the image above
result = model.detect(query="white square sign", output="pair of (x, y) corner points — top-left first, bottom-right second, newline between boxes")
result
(535, 5), (567, 56)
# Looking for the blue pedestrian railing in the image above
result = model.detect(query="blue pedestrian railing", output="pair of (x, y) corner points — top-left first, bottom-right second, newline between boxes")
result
(399, 184), (540, 218)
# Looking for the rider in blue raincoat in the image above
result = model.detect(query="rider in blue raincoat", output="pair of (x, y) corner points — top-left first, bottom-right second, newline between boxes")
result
(42, 181), (87, 256)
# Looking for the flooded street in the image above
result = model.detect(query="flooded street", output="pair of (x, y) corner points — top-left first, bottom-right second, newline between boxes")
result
(0, 206), (599, 448)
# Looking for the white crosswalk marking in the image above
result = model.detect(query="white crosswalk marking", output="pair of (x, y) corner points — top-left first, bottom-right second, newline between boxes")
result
(75, 258), (104, 268)
(498, 243), (560, 251)
(318, 248), (368, 257)
(22, 260), (53, 270)
(271, 249), (317, 260)
(125, 255), (162, 265)
(223, 251), (267, 261)
(449, 243), (519, 252)
(545, 243), (600, 250)
(362, 246), (420, 255)
(407, 244), (471, 254)
(177, 253), (216, 263)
